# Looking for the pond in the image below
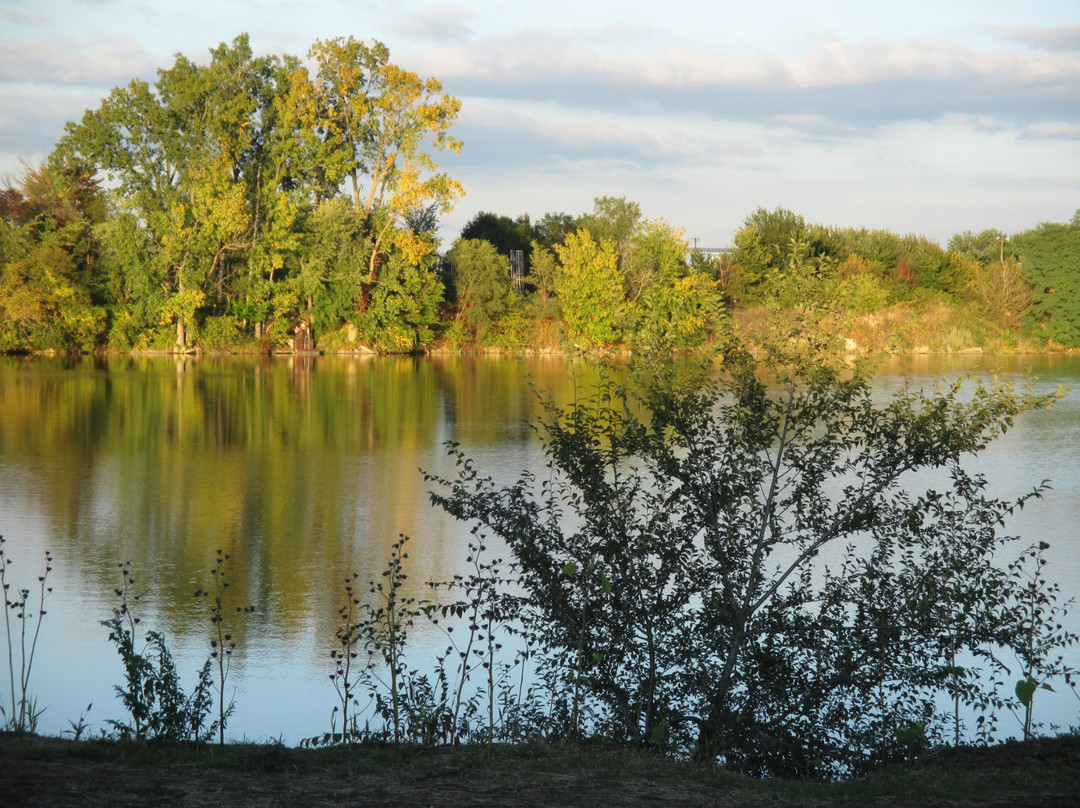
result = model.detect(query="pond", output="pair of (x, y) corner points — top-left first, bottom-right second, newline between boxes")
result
(1, 352), (1078, 743)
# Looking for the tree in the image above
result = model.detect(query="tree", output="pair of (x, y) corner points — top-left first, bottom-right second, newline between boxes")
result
(577, 196), (641, 265)
(428, 337), (1062, 776)
(0, 159), (107, 350)
(298, 37), (463, 280)
(620, 219), (687, 303)
(533, 211), (577, 252)
(355, 251), (443, 352)
(948, 229), (1012, 266)
(621, 220), (725, 352)
(967, 255), (1032, 328)
(553, 229), (625, 347)
(55, 35), (287, 349)
(447, 238), (518, 341)
(731, 207), (812, 302)
(1012, 221), (1080, 347)
(459, 211), (534, 257)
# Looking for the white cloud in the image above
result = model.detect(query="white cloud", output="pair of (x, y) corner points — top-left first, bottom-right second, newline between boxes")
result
(390, 5), (477, 44)
(0, 35), (155, 84)
(995, 24), (1080, 51)
(1026, 121), (1080, 139)
(417, 32), (1080, 137)
(0, 0), (1077, 245)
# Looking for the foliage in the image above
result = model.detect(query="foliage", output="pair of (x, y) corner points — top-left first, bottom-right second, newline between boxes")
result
(832, 256), (892, 313)
(622, 219), (690, 302)
(553, 229), (625, 347)
(948, 229), (1011, 266)
(13, 33), (464, 354)
(356, 252), (444, 351)
(577, 196), (642, 262)
(0, 160), (108, 351)
(300, 197), (370, 334)
(459, 212), (535, 263)
(1012, 221), (1080, 347)
(427, 337), (1065, 777)
(1005, 541), (1077, 740)
(730, 207), (815, 301)
(621, 220), (725, 352)
(966, 255), (1032, 328)
(298, 36), (463, 280)
(0, 537), (52, 732)
(5, 44), (1080, 362)
(446, 238), (520, 341)
(102, 562), (216, 743)
(527, 240), (560, 312)
(533, 211), (578, 251)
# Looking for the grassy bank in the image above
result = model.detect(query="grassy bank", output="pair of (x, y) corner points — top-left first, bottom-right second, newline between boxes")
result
(2, 732), (1080, 807)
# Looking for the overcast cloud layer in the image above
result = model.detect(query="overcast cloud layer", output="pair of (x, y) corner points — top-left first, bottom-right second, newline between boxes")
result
(1, 0), (1077, 245)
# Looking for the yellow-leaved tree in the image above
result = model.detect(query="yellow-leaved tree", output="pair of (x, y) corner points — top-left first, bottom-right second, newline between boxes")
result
(295, 37), (463, 280)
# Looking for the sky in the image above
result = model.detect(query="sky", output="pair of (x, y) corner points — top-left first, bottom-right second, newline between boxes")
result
(1, 0), (1078, 248)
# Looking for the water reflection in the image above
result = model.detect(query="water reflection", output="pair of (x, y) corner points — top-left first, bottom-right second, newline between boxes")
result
(0, 353), (1077, 742)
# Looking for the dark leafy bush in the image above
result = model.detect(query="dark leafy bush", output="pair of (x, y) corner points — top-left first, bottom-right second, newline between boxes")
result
(427, 339), (1068, 777)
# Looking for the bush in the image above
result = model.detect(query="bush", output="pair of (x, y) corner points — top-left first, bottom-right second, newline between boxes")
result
(428, 337), (1066, 777)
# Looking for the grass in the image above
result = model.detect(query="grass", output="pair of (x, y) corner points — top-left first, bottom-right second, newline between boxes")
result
(2, 732), (1079, 807)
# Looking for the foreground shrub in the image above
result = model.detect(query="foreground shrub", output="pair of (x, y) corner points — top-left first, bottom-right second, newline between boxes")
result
(428, 336), (1070, 777)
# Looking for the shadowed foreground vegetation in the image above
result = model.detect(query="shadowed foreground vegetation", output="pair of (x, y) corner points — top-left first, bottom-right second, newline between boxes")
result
(3, 732), (1080, 807)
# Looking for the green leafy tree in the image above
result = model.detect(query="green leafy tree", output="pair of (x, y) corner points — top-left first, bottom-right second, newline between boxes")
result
(731, 207), (821, 303)
(1013, 220), (1080, 347)
(94, 212), (164, 348)
(621, 220), (725, 352)
(447, 238), (519, 342)
(553, 229), (625, 347)
(622, 219), (688, 303)
(534, 211), (578, 252)
(356, 251), (443, 352)
(55, 35), (286, 349)
(459, 212), (535, 258)
(297, 197), (370, 335)
(0, 160), (107, 350)
(577, 196), (641, 266)
(297, 37), (463, 281)
(527, 240), (560, 314)
(948, 229), (1011, 266)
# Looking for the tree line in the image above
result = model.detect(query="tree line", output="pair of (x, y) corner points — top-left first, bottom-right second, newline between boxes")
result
(1, 33), (1078, 354)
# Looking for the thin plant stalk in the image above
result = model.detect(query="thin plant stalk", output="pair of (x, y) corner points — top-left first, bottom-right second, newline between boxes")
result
(0, 537), (53, 732)
(195, 549), (254, 747)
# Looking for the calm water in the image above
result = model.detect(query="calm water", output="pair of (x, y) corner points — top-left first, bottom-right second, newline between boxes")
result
(1, 353), (1078, 743)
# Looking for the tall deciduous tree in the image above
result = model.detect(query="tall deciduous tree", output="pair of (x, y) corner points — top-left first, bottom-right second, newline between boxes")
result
(56, 35), (288, 349)
(0, 159), (107, 350)
(297, 37), (463, 280)
(578, 195), (641, 263)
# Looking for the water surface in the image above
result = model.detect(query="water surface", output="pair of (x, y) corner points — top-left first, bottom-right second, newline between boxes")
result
(1, 353), (1077, 742)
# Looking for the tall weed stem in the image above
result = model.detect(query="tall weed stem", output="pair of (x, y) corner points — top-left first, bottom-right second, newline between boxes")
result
(0, 536), (53, 732)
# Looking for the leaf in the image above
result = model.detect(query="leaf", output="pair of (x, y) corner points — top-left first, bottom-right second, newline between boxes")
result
(562, 562), (578, 576)
(1015, 678), (1038, 707)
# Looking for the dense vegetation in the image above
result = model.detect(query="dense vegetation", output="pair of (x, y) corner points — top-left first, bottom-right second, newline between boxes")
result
(1, 34), (1078, 355)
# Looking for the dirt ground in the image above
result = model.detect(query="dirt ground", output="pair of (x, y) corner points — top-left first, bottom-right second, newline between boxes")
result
(3, 732), (1080, 807)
